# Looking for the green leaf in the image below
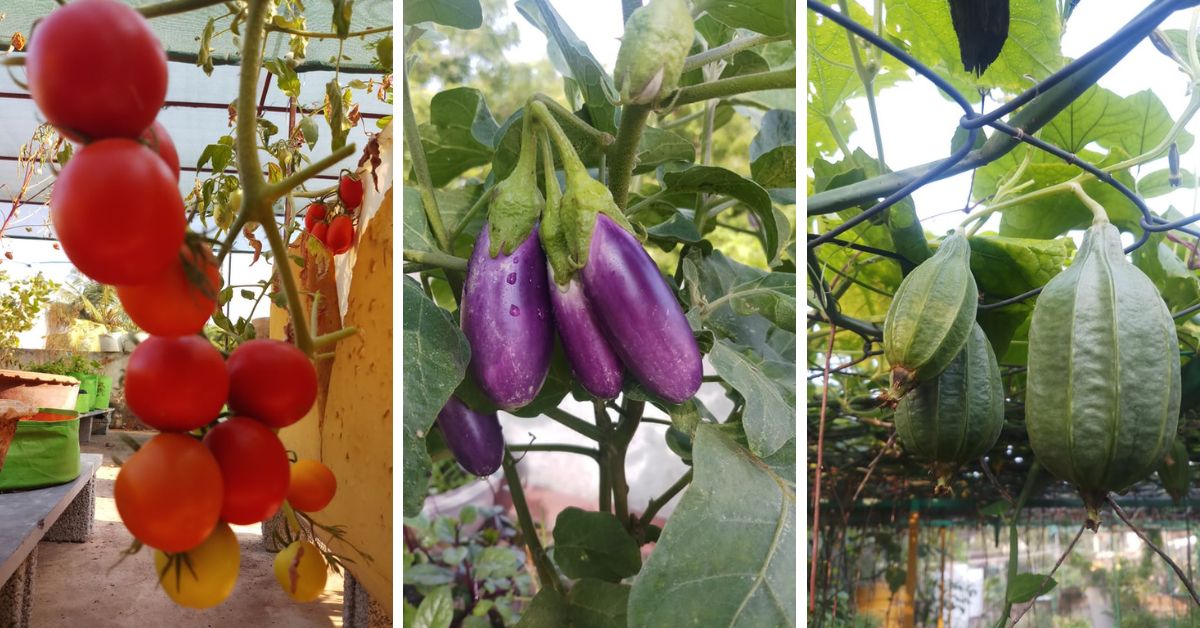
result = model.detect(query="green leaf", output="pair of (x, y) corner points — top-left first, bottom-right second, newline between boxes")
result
(708, 339), (795, 458)
(750, 109), (796, 190)
(1133, 232), (1200, 312)
(264, 58), (300, 98)
(298, 116), (319, 149)
(552, 508), (642, 582)
(719, 51), (771, 79)
(403, 279), (471, 517)
(1007, 573), (1057, 604)
(412, 585), (455, 628)
(568, 579), (630, 628)
(1139, 168), (1196, 198)
(704, 0), (795, 37)
(514, 589), (570, 627)
(417, 87), (499, 187)
(515, 0), (618, 133)
(979, 500), (1011, 518)
(472, 546), (521, 580)
(326, 79), (349, 151)
(663, 165), (782, 265)
(403, 564), (455, 587)
(966, 235), (1075, 299)
(628, 426), (795, 627)
(1041, 87), (1193, 157)
(404, 0), (483, 29)
(491, 107), (605, 182)
(720, 274), (797, 333)
(635, 127), (696, 175)
(687, 249), (796, 364)
(646, 213), (703, 245)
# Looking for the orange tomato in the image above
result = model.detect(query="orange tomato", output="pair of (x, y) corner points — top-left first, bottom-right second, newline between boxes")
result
(114, 433), (223, 552)
(287, 459), (337, 512)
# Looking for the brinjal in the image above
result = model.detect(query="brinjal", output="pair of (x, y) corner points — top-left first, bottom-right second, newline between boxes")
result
(462, 226), (554, 409)
(437, 396), (504, 476)
(581, 214), (702, 404)
(548, 275), (625, 399)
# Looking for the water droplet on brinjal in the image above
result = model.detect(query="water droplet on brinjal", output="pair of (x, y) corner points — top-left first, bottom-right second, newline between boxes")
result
(506, 272), (517, 285)
(510, 305), (521, 317)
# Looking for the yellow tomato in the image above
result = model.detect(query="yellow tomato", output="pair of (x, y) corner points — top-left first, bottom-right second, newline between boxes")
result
(273, 540), (328, 602)
(153, 522), (240, 609)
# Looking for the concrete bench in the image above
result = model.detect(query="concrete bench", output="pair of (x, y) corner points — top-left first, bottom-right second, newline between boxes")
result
(0, 453), (101, 627)
(77, 410), (113, 444)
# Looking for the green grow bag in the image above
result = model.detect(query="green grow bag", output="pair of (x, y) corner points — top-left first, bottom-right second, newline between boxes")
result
(93, 376), (112, 410)
(0, 415), (80, 491)
(74, 391), (92, 413)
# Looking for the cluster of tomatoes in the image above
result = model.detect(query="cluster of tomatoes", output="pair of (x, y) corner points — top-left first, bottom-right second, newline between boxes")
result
(25, 0), (337, 609)
(303, 173), (363, 255)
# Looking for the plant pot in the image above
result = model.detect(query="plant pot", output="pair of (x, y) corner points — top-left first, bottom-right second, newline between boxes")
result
(0, 370), (81, 420)
(98, 334), (119, 352)
(0, 415), (18, 473)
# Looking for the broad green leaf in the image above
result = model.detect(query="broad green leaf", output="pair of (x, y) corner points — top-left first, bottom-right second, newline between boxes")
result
(412, 585), (455, 628)
(1007, 573), (1057, 604)
(708, 339), (795, 458)
(966, 235), (1075, 298)
(516, 0), (618, 133)
(720, 51), (770, 79)
(977, 303), (1033, 364)
(402, 187), (436, 254)
(492, 107), (606, 181)
(1133, 233), (1200, 312)
(403, 564), (455, 587)
(568, 579), (630, 628)
(628, 426), (795, 627)
(695, 14), (734, 48)
(691, 250), (797, 363)
(404, 0), (483, 29)
(1139, 168), (1197, 198)
(552, 508), (642, 582)
(403, 279), (471, 516)
(417, 87), (499, 187)
(473, 546), (521, 580)
(663, 165), (782, 264)
(646, 213), (703, 245)
(884, 0), (1063, 95)
(515, 590), (570, 627)
(720, 274), (797, 332)
(705, 0), (796, 37)
(403, 185), (486, 259)
(750, 109), (796, 190)
(1041, 87), (1193, 157)
(635, 127), (696, 174)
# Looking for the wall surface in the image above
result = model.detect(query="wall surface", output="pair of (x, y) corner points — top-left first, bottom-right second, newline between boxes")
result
(273, 130), (394, 616)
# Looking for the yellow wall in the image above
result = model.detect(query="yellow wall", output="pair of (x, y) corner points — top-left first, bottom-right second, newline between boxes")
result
(271, 188), (393, 615)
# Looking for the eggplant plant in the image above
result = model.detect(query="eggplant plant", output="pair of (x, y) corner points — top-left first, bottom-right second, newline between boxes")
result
(402, 0), (797, 625)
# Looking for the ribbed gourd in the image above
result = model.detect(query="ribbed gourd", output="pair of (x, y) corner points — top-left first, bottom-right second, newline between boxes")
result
(893, 323), (1004, 492)
(1156, 438), (1190, 505)
(883, 232), (978, 398)
(1026, 221), (1180, 529)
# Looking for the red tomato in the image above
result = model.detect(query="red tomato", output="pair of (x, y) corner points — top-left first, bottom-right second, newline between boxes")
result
(27, 0), (167, 141)
(117, 243), (221, 336)
(326, 215), (354, 255)
(202, 417), (290, 525)
(114, 433), (223, 552)
(125, 336), (228, 432)
(310, 222), (329, 245)
(287, 460), (337, 512)
(304, 203), (328, 231)
(52, 139), (185, 284)
(141, 121), (180, 181)
(226, 340), (317, 428)
(338, 174), (364, 210)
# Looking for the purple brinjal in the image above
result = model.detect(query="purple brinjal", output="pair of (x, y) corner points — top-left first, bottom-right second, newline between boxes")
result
(547, 274), (625, 399)
(437, 396), (504, 476)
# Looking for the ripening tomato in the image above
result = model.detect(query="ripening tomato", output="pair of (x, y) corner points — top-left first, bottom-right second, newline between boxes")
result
(125, 335), (228, 432)
(153, 522), (239, 609)
(115, 433), (223, 552)
(338, 174), (364, 210)
(309, 222), (329, 245)
(202, 417), (290, 525)
(325, 215), (354, 255)
(51, 139), (185, 284)
(141, 121), (180, 181)
(304, 203), (328, 231)
(117, 243), (220, 337)
(287, 460), (337, 512)
(226, 340), (317, 428)
(27, 0), (168, 141)
(273, 541), (328, 603)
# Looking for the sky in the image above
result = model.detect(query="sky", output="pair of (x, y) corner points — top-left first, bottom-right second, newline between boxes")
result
(831, 2), (1200, 243)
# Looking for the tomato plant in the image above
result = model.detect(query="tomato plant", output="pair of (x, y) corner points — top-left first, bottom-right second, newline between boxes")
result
(203, 417), (290, 525)
(124, 335), (228, 432)
(325, 215), (355, 255)
(116, 243), (221, 337)
(338, 173), (364, 210)
(114, 432), (223, 553)
(226, 339), (318, 428)
(402, 0), (796, 624)
(287, 459), (338, 513)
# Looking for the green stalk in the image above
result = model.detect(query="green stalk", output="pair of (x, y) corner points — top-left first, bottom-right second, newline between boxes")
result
(508, 444), (601, 460)
(638, 469), (693, 527)
(402, 249), (469, 271)
(607, 105), (652, 210)
(544, 408), (602, 440)
(137, 0), (227, 18)
(594, 401), (613, 514)
(993, 463), (1040, 628)
(669, 69), (796, 107)
(502, 449), (562, 594)
(402, 76), (450, 251)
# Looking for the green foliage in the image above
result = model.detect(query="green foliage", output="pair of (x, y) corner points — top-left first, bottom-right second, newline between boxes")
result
(0, 272), (57, 361)
(24, 353), (101, 377)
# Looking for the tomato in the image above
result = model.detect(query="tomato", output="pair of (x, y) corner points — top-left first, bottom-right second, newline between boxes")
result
(304, 203), (328, 231)
(125, 335), (228, 432)
(326, 215), (354, 255)
(287, 460), (337, 512)
(202, 417), (290, 525)
(117, 243), (220, 336)
(153, 522), (239, 609)
(51, 139), (185, 284)
(310, 222), (329, 245)
(27, 0), (167, 141)
(226, 340), (317, 428)
(141, 121), (180, 181)
(338, 174), (364, 210)
(114, 433), (223, 552)
(273, 541), (328, 602)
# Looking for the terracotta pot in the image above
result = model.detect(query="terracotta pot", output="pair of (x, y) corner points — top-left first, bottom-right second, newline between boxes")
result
(0, 414), (18, 473)
(0, 370), (81, 419)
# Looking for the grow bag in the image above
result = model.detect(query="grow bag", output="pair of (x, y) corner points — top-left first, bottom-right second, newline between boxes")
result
(0, 413), (81, 491)
(94, 375), (113, 409)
